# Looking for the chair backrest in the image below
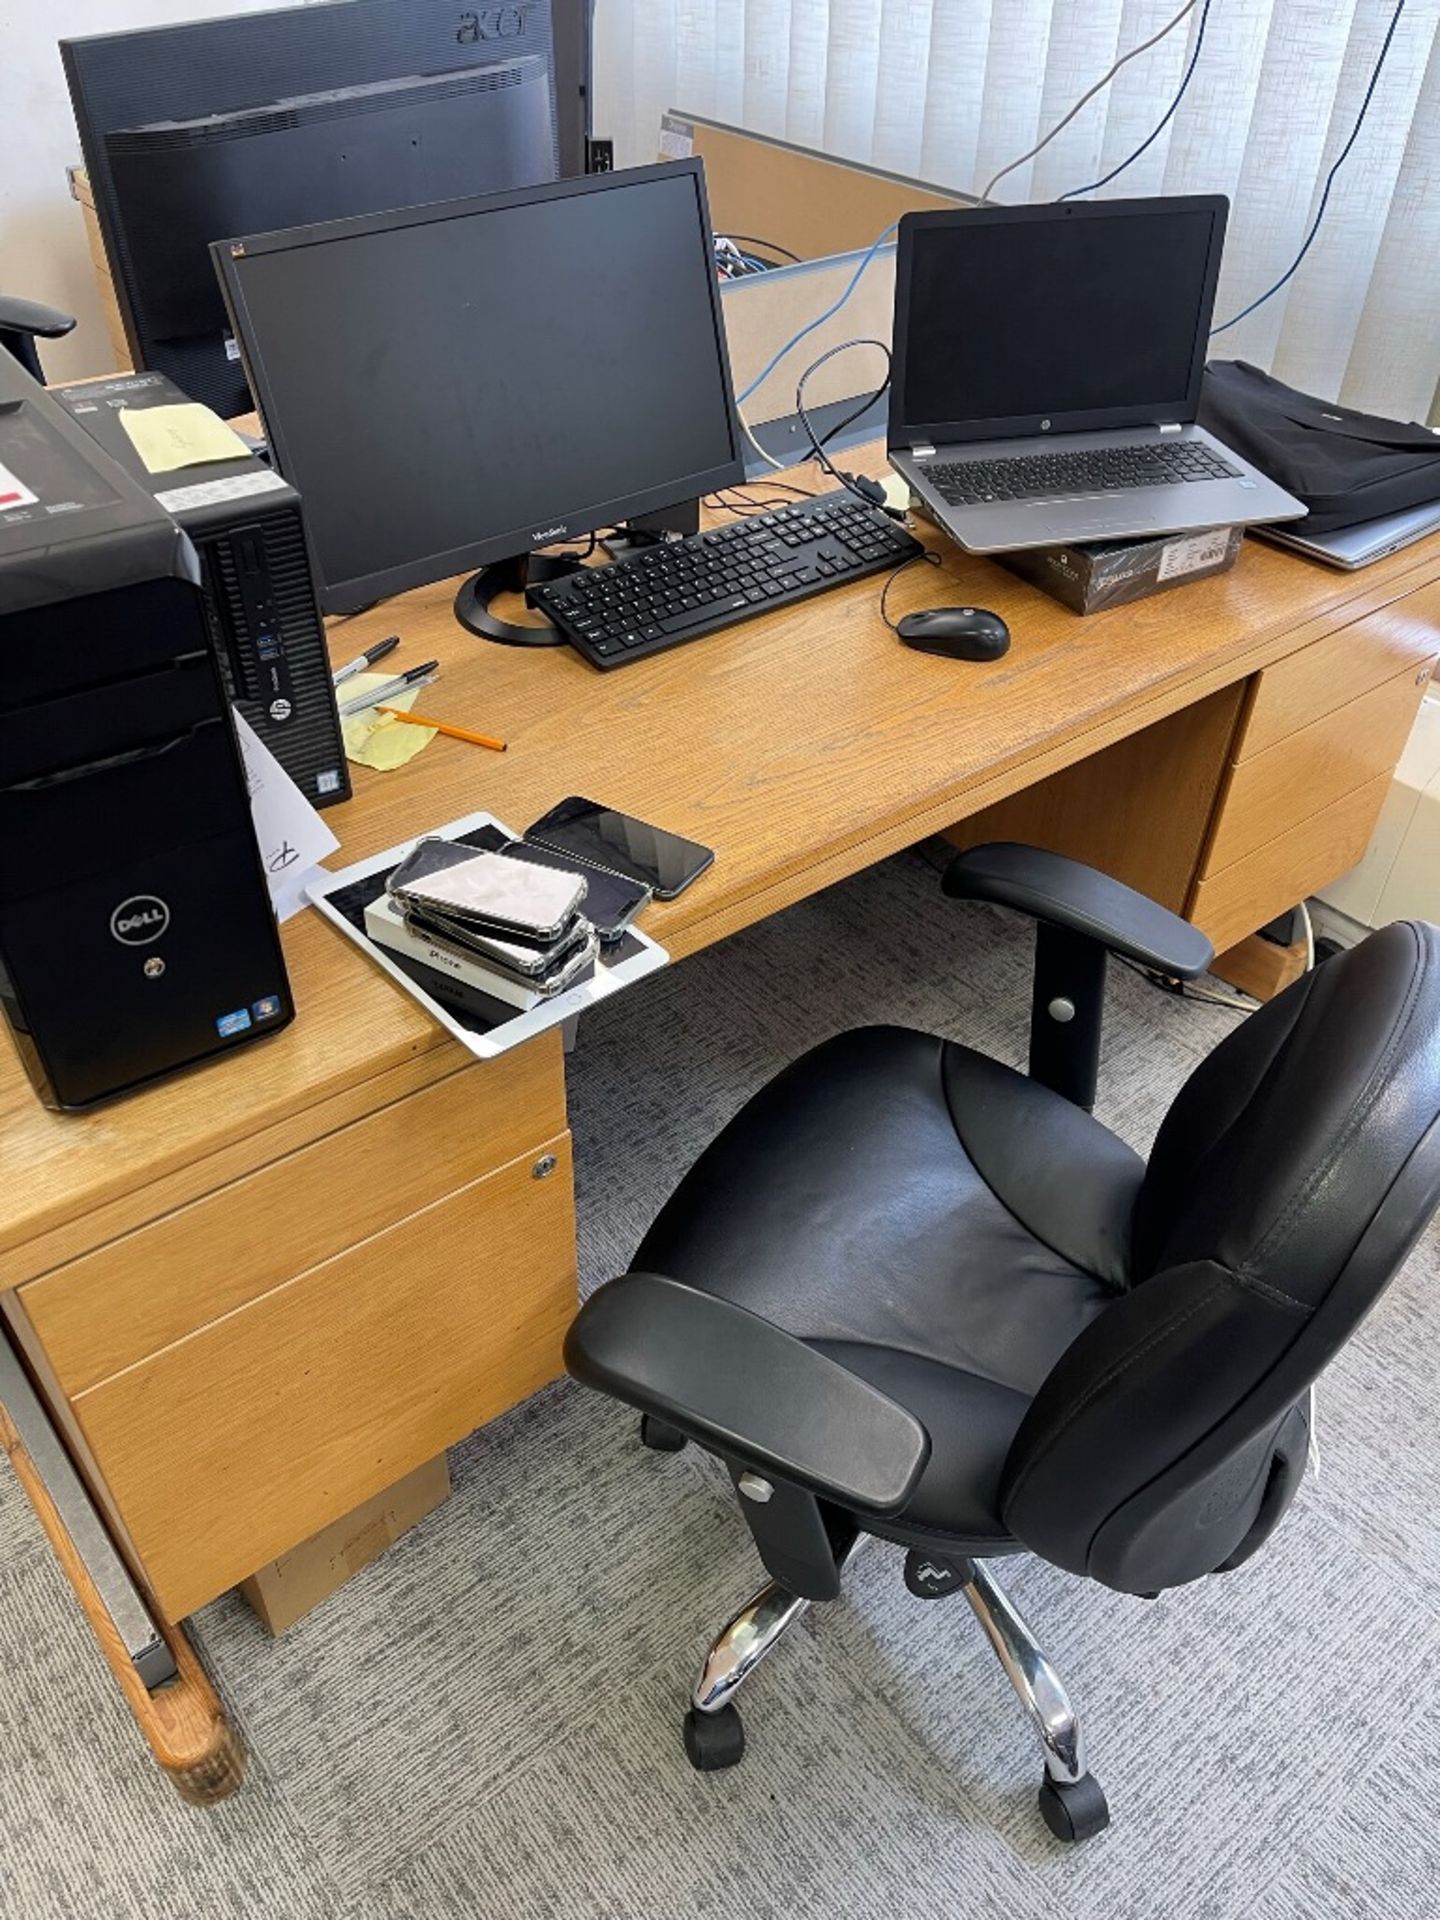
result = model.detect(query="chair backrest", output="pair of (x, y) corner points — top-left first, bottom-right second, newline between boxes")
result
(999, 920), (1440, 1592)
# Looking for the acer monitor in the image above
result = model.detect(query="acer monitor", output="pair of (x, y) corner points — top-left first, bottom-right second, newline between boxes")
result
(63, 1), (596, 419)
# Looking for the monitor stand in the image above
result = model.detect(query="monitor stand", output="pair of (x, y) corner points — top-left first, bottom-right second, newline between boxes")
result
(453, 500), (702, 646)
(453, 552), (581, 647)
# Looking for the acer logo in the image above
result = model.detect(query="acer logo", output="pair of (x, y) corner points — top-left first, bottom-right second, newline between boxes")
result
(457, 5), (529, 42)
(110, 896), (170, 945)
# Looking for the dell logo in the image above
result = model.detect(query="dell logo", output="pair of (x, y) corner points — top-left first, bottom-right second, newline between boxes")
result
(457, 5), (528, 42)
(110, 895), (170, 945)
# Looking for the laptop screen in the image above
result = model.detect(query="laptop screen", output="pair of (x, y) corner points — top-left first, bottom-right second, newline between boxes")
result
(892, 197), (1227, 444)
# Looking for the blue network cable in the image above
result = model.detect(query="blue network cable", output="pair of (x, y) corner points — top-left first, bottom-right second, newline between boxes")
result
(734, 222), (899, 407)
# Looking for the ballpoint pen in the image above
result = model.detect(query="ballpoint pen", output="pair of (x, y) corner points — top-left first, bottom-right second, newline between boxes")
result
(337, 661), (440, 717)
(332, 634), (400, 686)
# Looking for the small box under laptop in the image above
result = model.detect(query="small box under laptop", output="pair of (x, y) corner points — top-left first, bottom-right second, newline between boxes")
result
(997, 524), (1244, 614)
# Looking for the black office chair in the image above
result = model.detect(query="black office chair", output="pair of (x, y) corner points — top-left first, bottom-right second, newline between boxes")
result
(0, 296), (77, 381)
(567, 844), (1440, 1843)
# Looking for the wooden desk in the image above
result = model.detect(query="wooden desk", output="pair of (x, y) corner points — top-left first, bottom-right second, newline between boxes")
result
(3, 445), (1437, 1796)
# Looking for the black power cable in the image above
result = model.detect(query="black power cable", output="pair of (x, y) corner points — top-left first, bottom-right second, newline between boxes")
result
(1212, 0), (1408, 336)
(795, 339), (900, 515)
(718, 232), (802, 265)
(1059, 0), (1214, 201)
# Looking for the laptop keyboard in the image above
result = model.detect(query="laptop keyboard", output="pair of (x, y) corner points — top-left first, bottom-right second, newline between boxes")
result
(922, 441), (1241, 506)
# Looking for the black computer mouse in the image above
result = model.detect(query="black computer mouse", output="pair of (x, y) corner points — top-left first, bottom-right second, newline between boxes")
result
(897, 606), (1011, 661)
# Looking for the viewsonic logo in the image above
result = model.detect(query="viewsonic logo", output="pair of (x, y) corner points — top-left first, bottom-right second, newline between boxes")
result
(532, 523), (568, 544)
(457, 5), (530, 42)
(110, 896), (170, 945)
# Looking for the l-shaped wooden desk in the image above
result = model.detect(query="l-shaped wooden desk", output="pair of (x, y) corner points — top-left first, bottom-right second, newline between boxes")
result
(3, 447), (1437, 1797)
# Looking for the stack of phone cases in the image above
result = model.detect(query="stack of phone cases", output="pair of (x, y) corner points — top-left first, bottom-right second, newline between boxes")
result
(364, 838), (598, 1015)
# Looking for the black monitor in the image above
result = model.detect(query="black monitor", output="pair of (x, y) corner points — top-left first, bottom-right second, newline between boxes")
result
(62, 0), (597, 420)
(213, 160), (747, 642)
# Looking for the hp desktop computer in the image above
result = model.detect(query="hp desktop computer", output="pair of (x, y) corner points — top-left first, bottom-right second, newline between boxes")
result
(0, 359), (293, 1110)
(56, 371), (350, 808)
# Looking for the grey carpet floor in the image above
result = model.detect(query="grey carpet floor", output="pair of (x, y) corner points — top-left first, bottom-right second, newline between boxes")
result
(3, 844), (1438, 1919)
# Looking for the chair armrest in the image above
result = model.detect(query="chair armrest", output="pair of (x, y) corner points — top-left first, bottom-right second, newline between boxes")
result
(943, 842), (1213, 979)
(0, 296), (77, 341)
(565, 1273), (930, 1514)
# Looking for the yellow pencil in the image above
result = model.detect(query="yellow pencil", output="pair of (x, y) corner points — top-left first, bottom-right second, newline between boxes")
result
(376, 706), (506, 752)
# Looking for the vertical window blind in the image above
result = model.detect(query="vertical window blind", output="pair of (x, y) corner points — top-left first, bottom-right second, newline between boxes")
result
(595, 0), (1440, 422)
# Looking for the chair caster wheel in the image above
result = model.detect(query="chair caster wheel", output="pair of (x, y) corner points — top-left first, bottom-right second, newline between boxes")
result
(640, 1415), (686, 1453)
(1038, 1772), (1110, 1843)
(683, 1705), (745, 1771)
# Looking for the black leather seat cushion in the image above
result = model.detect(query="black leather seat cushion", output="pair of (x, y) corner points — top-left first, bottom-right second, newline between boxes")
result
(636, 1027), (1144, 1542)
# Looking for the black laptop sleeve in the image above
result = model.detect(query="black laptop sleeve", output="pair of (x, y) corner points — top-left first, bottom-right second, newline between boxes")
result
(1199, 360), (1440, 534)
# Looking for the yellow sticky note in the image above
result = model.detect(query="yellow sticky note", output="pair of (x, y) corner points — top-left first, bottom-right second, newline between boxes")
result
(881, 472), (911, 513)
(340, 674), (437, 772)
(118, 404), (251, 475)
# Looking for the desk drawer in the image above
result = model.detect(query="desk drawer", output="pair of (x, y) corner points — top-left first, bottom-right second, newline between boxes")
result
(1190, 773), (1392, 954)
(68, 1133), (575, 1620)
(22, 1032), (566, 1394)
(1237, 586), (1440, 761)
(1203, 660), (1433, 878)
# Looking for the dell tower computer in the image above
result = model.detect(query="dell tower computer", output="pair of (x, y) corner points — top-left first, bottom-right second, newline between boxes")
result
(0, 358), (293, 1110)
(62, 0), (593, 417)
(55, 371), (350, 809)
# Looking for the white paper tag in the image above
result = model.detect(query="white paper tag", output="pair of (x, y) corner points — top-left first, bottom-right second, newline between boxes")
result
(1157, 528), (1231, 582)
(224, 334), (242, 362)
(232, 709), (340, 923)
(658, 112), (694, 160)
(154, 468), (287, 512)
(0, 460), (38, 513)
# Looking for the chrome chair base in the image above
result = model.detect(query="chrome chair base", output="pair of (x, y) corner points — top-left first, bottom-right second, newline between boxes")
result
(692, 1578), (811, 1716)
(684, 1547), (1110, 1841)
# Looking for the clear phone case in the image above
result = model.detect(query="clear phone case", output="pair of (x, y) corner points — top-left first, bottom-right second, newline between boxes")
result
(393, 847), (587, 944)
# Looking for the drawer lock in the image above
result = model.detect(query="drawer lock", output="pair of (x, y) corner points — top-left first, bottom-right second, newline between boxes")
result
(532, 1154), (558, 1181)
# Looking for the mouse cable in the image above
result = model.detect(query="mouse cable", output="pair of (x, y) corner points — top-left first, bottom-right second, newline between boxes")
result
(1211, 0), (1407, 335)
(981, 0), (1202, 205)
(879, 549), (942, 631)
(796, 339), (901, 514)
(1057, 0), (1213, 202)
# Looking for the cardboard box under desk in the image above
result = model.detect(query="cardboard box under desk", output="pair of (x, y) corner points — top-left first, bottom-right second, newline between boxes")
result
(996, 525), (1244, 613)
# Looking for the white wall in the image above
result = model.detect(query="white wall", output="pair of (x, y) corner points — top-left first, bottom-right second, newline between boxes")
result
(0, 1), (298, 382)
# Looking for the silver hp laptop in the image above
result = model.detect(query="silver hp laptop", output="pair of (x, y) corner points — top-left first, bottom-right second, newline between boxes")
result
(889, 196), (1306, 553)
(1252, 497), (1440, 570)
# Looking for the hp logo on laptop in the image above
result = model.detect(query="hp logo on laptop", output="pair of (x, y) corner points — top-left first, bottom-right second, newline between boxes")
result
(110, 895), (170, 945)
(1040, 418), (1052, 431)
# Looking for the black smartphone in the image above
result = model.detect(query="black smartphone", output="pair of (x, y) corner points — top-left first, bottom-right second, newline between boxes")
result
(503, 838), (651, 945)
(525, 796), (715, 901)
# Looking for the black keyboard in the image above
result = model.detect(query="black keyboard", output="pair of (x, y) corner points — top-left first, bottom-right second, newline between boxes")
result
(528, 491), (923, 669)
(922, 441), (1241, 507)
